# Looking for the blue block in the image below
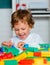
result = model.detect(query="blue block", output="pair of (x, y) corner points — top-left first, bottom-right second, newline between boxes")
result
(0, 47), (4, 52)
(24, 44), (29, 48)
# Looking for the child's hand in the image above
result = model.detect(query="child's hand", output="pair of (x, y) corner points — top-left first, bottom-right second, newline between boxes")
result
(17, 42), (25, 50)
(2, 41), (8, 46)
(2, 41), (12, 47)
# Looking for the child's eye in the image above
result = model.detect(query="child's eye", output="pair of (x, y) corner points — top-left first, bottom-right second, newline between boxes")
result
(15, 29), (19, 31)
(22, 28), (25, 30)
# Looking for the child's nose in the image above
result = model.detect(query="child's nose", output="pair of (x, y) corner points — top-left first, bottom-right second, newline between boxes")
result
(19, 30), (22, 34)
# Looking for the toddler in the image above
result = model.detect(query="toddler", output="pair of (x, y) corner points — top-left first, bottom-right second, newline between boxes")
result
(2, 9), (44, 53)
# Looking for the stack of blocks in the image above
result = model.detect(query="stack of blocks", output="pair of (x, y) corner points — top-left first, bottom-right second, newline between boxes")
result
(0, 43), (50, 65)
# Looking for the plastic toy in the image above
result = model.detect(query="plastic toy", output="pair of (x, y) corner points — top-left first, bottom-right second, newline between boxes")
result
(0, 43), (50, 65)
(4, 60), (18, 65)
(2, 46), (19, 56)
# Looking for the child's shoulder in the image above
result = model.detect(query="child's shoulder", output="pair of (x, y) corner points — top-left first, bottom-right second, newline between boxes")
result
(30, 32), (40, 37)
(31, 32), (44, 43)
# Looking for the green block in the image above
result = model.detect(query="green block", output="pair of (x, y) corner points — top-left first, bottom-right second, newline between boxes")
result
(39, 44), (50, 48)
(4, 60), (18, 65)
(25, 47), (39, 52)
(47, 58), (50, 61)
(33, 47), (39, 52)
(39, 48), (48, 51)
(26, 47), (34, 52)
(2, 46), (19, 56)
(26, 56), (37, 59)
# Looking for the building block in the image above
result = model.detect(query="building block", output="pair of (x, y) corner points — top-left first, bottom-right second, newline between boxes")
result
(25, 47), (39, 52)
(0, 43), (50, 65)
(33, 47), (39, 52)
(19, 63), (32, 65)
(33, 51), (50, 57)
(34, 52), (41, 57)
(33, 57), (47, 65)
(41, 51), (50, 57)
(26, 52), (33, 58)
(2, 46), (19, 56)
(2, 54), (8, 59)
(39, 44), (50, 48)
(19, 59), (34, 64)
(0, 52), (6, 59)
(0, 60), (4, 65)
(4, 60), (18, 65)
(14, 52), (27, 62)
(47, 58), (50, 61)
(47, 61), (50, 65)
(19, 59), (34, 65)
(38, 48), (48, 51)
(25, 47), (34, 52)
(23, 44), (29, 48)
(43, 58), (47, 64)
(5, 52), (13, 58)
(0, 47), (4, 52)
(2, 52), (13, 59)
(0, 52), (13, 60)
(48, 48), (50, 51)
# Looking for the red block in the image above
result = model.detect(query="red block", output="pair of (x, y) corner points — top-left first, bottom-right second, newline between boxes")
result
(0, 56), (2, 60)
(43, 59), (47, 64)
(0, 52), (6, 56)
(0, 52), (6, 59)
(2, 52), (13, 59)
(19, 59), (34, 65)
(19, 64), (32, 65)
(6, 52), (13, 58)
(34, 52), (41, 56)
(2, 54), (7, 59)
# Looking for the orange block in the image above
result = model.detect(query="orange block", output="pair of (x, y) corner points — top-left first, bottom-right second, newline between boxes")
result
(19, 59), (34, 65)
(43, 58), (47, 64)
(34, 52), (41, 57)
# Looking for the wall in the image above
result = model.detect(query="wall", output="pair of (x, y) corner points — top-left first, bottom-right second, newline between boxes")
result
(0, 9), (12, 44)
(32, 17), (50, 43)
(0, 0), (12, 45)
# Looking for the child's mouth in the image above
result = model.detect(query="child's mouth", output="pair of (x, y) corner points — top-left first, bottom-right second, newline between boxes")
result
(19, 34), (26, 39)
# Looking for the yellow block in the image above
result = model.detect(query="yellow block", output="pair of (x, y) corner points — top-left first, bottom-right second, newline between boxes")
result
(2, 57), (15, 61)
(48, 48), (50, 51)
(47, 61), (50, 65)
(14, 52), (27, 62)
(0, 60), (4, 65)
(32, 57), (47, 65)
(27, 52), (33, 57)
(41, 51), (50, 57)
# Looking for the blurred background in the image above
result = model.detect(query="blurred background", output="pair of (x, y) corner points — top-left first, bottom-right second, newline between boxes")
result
(0, 0), (50, 45)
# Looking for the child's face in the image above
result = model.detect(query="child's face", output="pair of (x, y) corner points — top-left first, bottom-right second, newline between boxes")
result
(14, 20), (31, 40)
